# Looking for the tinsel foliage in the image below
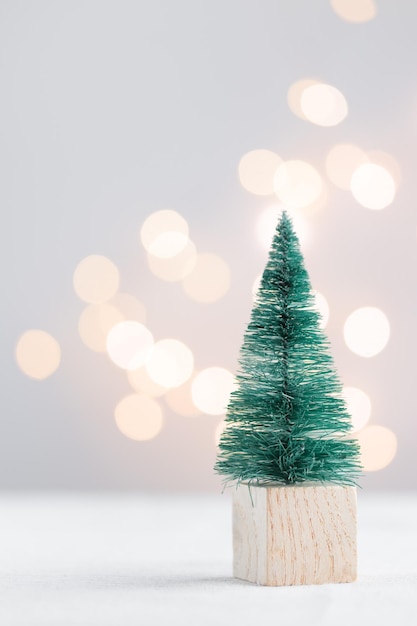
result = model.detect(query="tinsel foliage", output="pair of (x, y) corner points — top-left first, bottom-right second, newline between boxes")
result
(215, 212), (361, 486)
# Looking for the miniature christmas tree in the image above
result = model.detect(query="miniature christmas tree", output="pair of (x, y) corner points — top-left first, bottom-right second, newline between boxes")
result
(215, 211), (361, 586)
(215, 211), (361, 487)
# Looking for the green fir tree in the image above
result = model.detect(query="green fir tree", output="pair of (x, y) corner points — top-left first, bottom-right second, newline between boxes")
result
(215, 211), (361, 486)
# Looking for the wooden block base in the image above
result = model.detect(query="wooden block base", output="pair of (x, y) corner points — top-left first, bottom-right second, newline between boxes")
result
(233, 484), (357, 586)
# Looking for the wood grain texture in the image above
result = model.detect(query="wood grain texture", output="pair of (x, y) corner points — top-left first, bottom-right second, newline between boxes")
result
(233, 484), (357, 586)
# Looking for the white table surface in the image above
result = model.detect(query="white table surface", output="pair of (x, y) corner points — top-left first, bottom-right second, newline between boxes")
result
(0, 491), (416, 626)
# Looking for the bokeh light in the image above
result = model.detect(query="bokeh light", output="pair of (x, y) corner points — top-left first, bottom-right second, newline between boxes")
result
(330, 0), (377, 23)
(109, 293), (147, 323)
(15, 330), (61, 380)
(342, 386), (372, 431)
(127, 366), (167, 397)
(106, 321), (154, 370)
(300, 83), (348, 127)
(145, 339), (194, 388)
(312, 291), (329, 329)
(182, 253), (231, 303)
(351, 163), (396, 210)
(164, 375), (201, 417)
(256, 205), (310, 250)
(367, 150), (402, 186)
(73, 255), (119, 304)
(191, 367), (235, 415)
(238, 149), (283, 196)
(147, 240), (197, 282)
(114, 394), (163, 441)
(274, 160), (323, 208)
(344, 307), (390, 357)
(356, 425), (397, 471)
(78, 303), (124, 352)
(150, 232), (189, 259)
(287, 79), (319, 120)
(140, 210), (189, 259)
(325, 144), (369, 190)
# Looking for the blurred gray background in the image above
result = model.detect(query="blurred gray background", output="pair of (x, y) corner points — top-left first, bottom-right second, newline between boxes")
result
(1, 0), (416, 491)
